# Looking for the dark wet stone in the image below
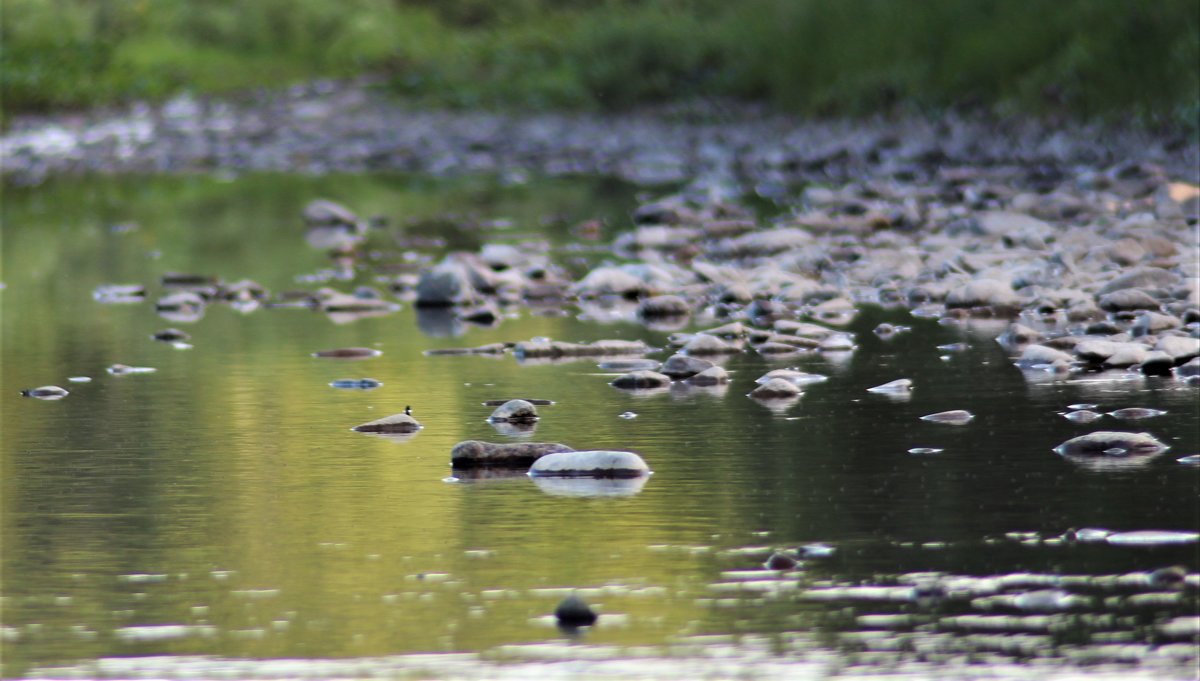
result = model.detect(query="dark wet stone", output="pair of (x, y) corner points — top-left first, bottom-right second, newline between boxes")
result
(424, 343), (510, 356)
(151, 328), (190, 342)
(330, 378), (382, 389)
(489, 399), (539, 423)
(997, 323), (1042, 348)
(685, 366), (729, 386)
(749, 378), (802, 399)
(450, 440), (573, 468)
(529, 450), (650, 478)
(597, 359), (661, 372)
(920, 410), (975, 425)
(161, 272), (218, 287)
(1098, 289), (1161, 312)
(554, 593), (598, 627)
(457, 305), (499, 325)
(755, 341), (806, 355)
(1054, 431), (1169, 457)
(1138, 350), (1176, 376)
(312, 347), (382, 359)
(611, 370), (672, 389)
(636, 294), (689, 318)
(1107, 407), (1167, 420)
(353, 409), (422, 433)
(660, 354), (715, 380)
(764, 552), (799, 570)
(20, 385), (68, 400)
(482, 398), (554, 406)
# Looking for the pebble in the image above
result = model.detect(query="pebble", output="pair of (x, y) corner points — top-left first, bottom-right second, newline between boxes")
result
(1107, 407), (1167, 420)
(312, 347), (382, 359)
(554, 594), (597, 627)
(20, 385), (69, 400)
(329, 379), (382, 389)
(107, 364), (156, 375)
(920, 410), (975, 425)
(867, 378), (912, 394)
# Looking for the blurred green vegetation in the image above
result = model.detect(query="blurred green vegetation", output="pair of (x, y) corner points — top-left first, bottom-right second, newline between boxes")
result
(2, 0), (1197, 124)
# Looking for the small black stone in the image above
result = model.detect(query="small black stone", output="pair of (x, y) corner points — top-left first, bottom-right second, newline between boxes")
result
(554, 593), (597, 627)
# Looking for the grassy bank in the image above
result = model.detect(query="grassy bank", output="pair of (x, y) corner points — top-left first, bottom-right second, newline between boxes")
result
(2, 0), (1197, 125)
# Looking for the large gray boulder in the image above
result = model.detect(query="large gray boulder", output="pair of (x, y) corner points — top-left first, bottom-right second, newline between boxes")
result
(450, 441), (573, 468)
(529, 450), (651, 478)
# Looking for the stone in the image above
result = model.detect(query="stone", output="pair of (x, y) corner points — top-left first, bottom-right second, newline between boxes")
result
(1098, 267), (1181, 295)
(574, 266), (647, 299)
(554, 594), (598, 627)
(1138, 350), (1176, 376)
(20, 385), (68, 400)
(749, 378), (802, 399)
(868, 378), (912, 394)
(151, 328), (190, 342)
(488, 399), (538, 423)
(920, 410), (975, 425)
(1098, 289), (1161, 312)
(637, 294), (690, 317)
(611, 370), (672, 389)
(450, 441), (573, 468)
(660, 354), (715, 380)
(529, 450), (651, 478)
(945, 279), (1019, 311)
(1157, 335), (1200, 362)
(312, 347), (382, 359)
(756, 370), (828, 386)
(303, 199), (361, 228)
(353, 409), (422, 433)
(415, 261), (478, 307)
(1053, 431), (1169, 457)
(1016, 344), (1075, 368)
(1107, 408), (1167, 420)
(685, 366), (729, 386)
(682, 333), (741, 355)
(764, 552), (799, 570)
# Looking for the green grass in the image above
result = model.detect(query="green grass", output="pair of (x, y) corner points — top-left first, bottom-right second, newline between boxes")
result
(2, 0), (1197, 127)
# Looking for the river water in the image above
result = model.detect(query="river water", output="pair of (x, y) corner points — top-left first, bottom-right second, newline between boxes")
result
(2, 174), (1197, 679)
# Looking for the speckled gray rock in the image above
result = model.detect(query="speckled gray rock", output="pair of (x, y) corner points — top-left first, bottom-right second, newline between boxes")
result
(637, 294), (689, 317)
(450, 440), (574, 468)
(488, 399), (539, 423)
(611, 370), (672, 389)
(529, 450), (651, 478)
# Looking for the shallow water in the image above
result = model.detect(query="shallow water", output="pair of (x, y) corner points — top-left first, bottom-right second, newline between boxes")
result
(2, 174), (1198, 679)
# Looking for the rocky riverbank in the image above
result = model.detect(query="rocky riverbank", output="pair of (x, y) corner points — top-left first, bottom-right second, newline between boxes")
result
(2, 79), (1198, 189)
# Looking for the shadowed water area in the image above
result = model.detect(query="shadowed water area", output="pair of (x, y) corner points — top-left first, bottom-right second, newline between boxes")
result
(2, 173), (1198, 679)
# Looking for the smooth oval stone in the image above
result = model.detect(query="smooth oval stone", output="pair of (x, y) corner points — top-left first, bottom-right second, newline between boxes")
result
(1108, 407), (1167, 420)
(685, 366), (729, 386)
(1067, 528), (1112, 543)
(1054, 431), (1169, 457)
(352, 412), (422, 433)
(597, 359), (661, 372)
(920, 410), (974, 425)
(611, 370), (672, 390)
(818, 334), (856, 351)
(907, 447), (944, 455)
(313, 347), (381, 359)
(151, 328), (191, 342)
(107, 364), (156, 375)
(488, 399), (539, 423)
(554, 594), (598, 627)
(1063, 410), (1104, 423)
(20, 385), (69, 400)
(1016, 344), (1075, 368)
(67, 376), (92, 383)
(330, 379), (382, 389)
(529, 450), (650, 478)
(450, 441), (573, 468)
(682, 333), (741, 355)
(1105, 530), (1200, 547)
(749, 378), (802, 399)
(755, 341), (805, 355)
(637, 294), (689, 318)
(660, 354), (715, 380)
(423, 343), (510, 356)
(756, 369), (827, 386)
(764, 552), (799, 570)
(868, 378), (913, 394)
(1068, 403), (1099, 410)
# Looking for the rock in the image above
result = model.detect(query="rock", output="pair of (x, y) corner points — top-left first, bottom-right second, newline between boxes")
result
(1098, 289), (1161, 312)
(312, 347), (382, 359)
(1016, 344), (1075, 368)
(755, 341), (806, 355)
(1105, 530), (1199, 546)
(764, 552), (799, 570)
(1108, 408), (1167, 420)
(597, 359), (661, 372)
(611, 370), (672, 389)
(1133, 311), (1182, 335)
(155, 291), (205, 312)
(353, 409), (422, 433)
(574, 266), (647, 299)
(660, 354), (715, 380)
(1053, 431), (1169, 457)
(682, 333), (741, 355)
(488, 399), (539, 423)
(997, 323), (1042, 349)
(161, 272), (218, 288)
(415, 261), (478, 307)
(1064, 410), (1104, 423)
(1102, 344), (1149, 368)
(457, 305), (499, 325)
(20, 385), (68, 400)
(756, 369), (827, 386)
(867, 378), (912, 394)
(637, 294), (689, 317)
(1098, 267), (1181, 295)
(920, 410), (975, 425)
(945, 279), (1019, 311)
(1138, 350), (1176, 376)
(330, 378), (383, 389)
(93, 283), (146, 302)
(1157, 335), (1200, 362)
(818, 334), (856, 351)
(107, 364), (155, 375)
(529, 450), (651, 478)
(1174, 357), (1200, 382)
(303, 199), (361, 229)
(749, 378), (802, 399)
(450, 441), (573, 468)
(554, 594), (598, 627)
(685, 366), (729, 386)
(515, 339), (654, 359)
(151, 328), (191, 342)
(481, 398), (554, 406)
(1073, 340), (1122, 363)
(1106, 238), (1146, 265)
(424, 343), (510, 356)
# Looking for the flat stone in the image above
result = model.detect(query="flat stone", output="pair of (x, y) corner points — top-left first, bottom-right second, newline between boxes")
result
(353, 411), (422, 433)
(450, 441), (573, 468)
(749, 378), (802, 398)
(611, 370), (672, 389)
(529, 450), (650, 478)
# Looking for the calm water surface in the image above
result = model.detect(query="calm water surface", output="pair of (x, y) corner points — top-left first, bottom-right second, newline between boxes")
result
(2, 174), (1197, 679)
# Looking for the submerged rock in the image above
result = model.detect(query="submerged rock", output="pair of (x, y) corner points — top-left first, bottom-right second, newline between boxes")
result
(515, 339), (654, 359)
(749, 378), (802, 399)
(1107, 407), (1167, 420)
(529, 450), (650, 478)
(920, 410), (975, 425)
(151, 328), (191, 342)
(637, 294), (689, 318)
(488, 399), (539, 423)
(611, 370), (672, 389)
(424, 343), (510, 356)
(352, 408), (422, 433)
(764, 552), (799, 571)
(1054, 431), (1169, 457)
(756, 369), (827, 386)
(597, 358), (661, 372)
(1064, 410), (1104, 423)
(450, 441), (573, 468)
(685, 366), (729, 386)
(660, 354), (715, 380)
(107, 364), (156, 375)
(330, 378), (382, 389)
(20, 385), (68, 400)
(554, 593), (598, 627)
(313, 347), (382, 359)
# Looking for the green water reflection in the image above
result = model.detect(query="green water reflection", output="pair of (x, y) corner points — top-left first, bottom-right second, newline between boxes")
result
(2, 174), (1197, 677)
